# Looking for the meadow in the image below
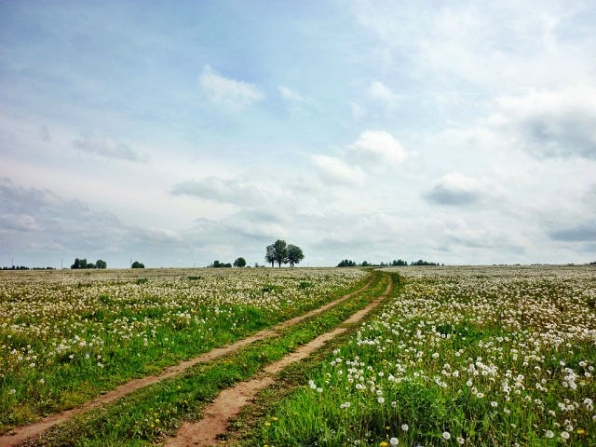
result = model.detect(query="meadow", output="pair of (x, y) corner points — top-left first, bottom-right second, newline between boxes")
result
(0, 267), (366, 433)
(242, 265), (596, 446)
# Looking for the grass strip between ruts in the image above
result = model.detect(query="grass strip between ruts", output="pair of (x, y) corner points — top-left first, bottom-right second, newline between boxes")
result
(21, 271), (394, 447)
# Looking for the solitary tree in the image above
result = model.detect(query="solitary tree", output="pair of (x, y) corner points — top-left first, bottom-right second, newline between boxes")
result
(233, 257), (246, 268)
(131, 261), (145, 268)
(286, 244), (304, 267)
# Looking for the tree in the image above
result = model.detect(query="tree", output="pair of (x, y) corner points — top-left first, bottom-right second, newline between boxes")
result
(286, 245), (304, 267)
(233, 257), (246, 268)
(265, 240), (305, 267)
(95, 259), (107, 269)
(265, 244), (276, 267)
(411, 259), (439, 266)
(265, 240), (288, 267)
(337, 259), (356, 267)
(273, 240), (288, 267)
(71, 258), (93, 269)
(131, 261), (145, 268)
(211, 260), (232, 268)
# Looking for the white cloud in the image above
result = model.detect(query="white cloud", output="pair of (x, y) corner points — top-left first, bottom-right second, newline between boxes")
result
(347, 130), (406, 164)
(199, 65), (263, 109)
(368, 80), (398, 107)
(443, 87), (596, 161)
(350, 102), (367, 120)
(351, 1), (596, 94)
(492, 87), (596, 159)
(311, 155), (365, 187)
(278, 85), (304, 102)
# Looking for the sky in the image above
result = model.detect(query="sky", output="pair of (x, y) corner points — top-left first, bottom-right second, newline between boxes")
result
(1, 0), (596, 268)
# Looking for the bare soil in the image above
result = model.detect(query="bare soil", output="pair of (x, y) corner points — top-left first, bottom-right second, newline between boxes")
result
(0, 280), (372, 447)
(165, 279), (392, 447)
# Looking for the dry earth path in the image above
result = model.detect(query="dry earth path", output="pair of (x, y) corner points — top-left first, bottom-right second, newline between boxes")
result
(165, 277), (393, 447)
(0, 279), (374, 447)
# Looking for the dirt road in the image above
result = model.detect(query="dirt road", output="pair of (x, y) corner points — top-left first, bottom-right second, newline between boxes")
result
(165, 278), (393, 447)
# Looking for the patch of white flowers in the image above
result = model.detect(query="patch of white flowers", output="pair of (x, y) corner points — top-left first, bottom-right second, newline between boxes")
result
(0, 267), (365, 423)
(302, 265), (596, 445)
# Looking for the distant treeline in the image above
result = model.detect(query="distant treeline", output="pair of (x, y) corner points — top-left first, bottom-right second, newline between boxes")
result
(1, 266), (56, 270)
(337, 259), (442, 267)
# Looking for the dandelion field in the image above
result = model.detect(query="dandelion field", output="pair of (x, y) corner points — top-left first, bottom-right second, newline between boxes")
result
(0, 267), (366, 433)
(246, 265), (596, 446)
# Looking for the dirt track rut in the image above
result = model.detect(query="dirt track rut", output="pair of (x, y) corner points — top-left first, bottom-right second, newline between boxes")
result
(165, 277), (393, 447)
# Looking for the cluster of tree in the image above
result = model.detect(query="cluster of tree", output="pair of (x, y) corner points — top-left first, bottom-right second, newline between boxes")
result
(131, 261), (145, 268)
(337, 259), (441, 267)
(208, 257), (247, 268)
(337, 259), (358, 267)
(410, 259), (440, 266)
(71, 258), (107, 269)
(338, 259), (406, 267)
(265, 240), (305, 267)
(210, 260), (231, 268)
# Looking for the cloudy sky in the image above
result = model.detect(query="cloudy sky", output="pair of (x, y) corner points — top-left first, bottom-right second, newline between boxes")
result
(1, 0), (596, 268)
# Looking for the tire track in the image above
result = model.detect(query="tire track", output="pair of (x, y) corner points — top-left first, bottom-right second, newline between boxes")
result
(166, 277), (393, 447)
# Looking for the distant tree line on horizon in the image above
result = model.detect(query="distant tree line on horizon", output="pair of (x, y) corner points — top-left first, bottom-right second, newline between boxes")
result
(337, 259), (442, 267)
(1, 266), (56, 270)
(3, 258), (595, 271)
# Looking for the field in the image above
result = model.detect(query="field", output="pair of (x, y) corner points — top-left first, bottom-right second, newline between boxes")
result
(0, 267), (366, 433)
(242, 265), (596, 446)
(1, 265), (595, 446)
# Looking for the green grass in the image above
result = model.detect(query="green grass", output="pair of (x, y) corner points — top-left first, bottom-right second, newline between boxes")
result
(0, 268), (368, 432)
(233, 267), (596, 447)
(21, 272), (391, 446)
